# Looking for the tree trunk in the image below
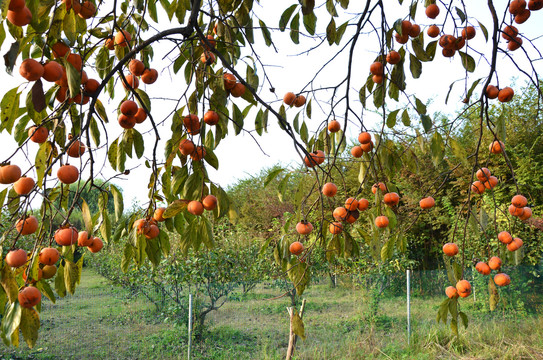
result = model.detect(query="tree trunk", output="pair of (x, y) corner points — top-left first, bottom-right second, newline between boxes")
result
(285, 299), (306, 360)
(328, 272), (336, 288)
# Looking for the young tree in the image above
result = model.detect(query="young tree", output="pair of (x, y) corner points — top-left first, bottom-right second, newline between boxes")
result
(0, 0), (541, 349)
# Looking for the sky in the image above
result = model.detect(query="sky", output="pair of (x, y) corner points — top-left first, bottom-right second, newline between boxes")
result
(0, 1), (541, 208)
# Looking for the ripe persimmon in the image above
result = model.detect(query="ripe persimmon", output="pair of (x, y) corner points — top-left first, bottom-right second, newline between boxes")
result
(78, 1), (95, 19)
(461, 26), (476, 40)
(5, 249), (27, 268)
(22, 268), (42, 283)
(203, 110), (219, 125)
(67, 139), (85, 158)
(445, 286), (458, 299)
(351, 146), (363, 158)
(120, 100), (138, 116)
(488, 256), (502, 270)
(289, 241), (304, 255)
(502, 25), (519, 41)
(427, 25), (439, 38)
(369, 62), (384, 76)
(529, 0), (543, 9)
(511, 194), (528, 208)
(188, 201), (204, 215)
(294, 95), (306, 107)
(518, 207), (532, 220)
(18, 286), (41, 308)
(19, 59), (44, 81)
(28, 126), (48, 143)
(153, 207), (166, 222)
(507, 237), (523, 251)
(328, 120), (341, 133)
(498, 87), (514, 102)
(471, 181), (485, 194)
(85, 79), (100, 95)
(489, 140), (505, 154)
(296, 221), (313, 235)
(510, 0), (527, 14)
(118, 114), (136, 129)
(283, 92), (296, 106)
(78, 231), (93, 246)
(134, 108), (147, 123)
(383, 192), (400, 207)
(483, 176), (498, 190)
(494, 273), (511, 286)
(202, 195), (218, 211)
(141, 68), (158, 84)
(408, 24), (421, 37)
(13, 176), (35, 195)
(183, 114), (201, 135)
(201, 51), (216, 64)
(7, 7), (32, 27)
(190, 146), (206, 161)
(360, 141), (373, 153)
(333, 207), (348, 221)
(507, 37), (523, 51)
(456, 280), (471, 297)
(9, 0), (25, 11)
(304, 150), (325, 167)
(39, 247), (60, 265)
(115, 30), (132, 47)
(371, 182), (387, 194)
(223, 73), (236, 90)
(419, 196), (435, 209)
(476, 167), (491, 182)
(88, 237), (104, 252)
(372, 75), (384, 84)
(475, 262), (491, 275)
(55, 227), (78, 246)
(498, 231), (513, 244)
(42, 61), (64, 82)
(0, 164), (22, 184)
(345, 210), (359, 224)
(57, 164), (79, 184)
(66, 53), (82, 71)
(329, 221), (343, 234)
(16, 216), (38, 235)
(386, 51), (401, 65)
(129, 59), (145, 76)
(322, 182), (337, 197)
(375, 216), (389, 228)
(358, 132), (372, 144)
(345, 198), (359, 211)
(509, 204), (524, 217)
(486, 85), (499, 99)
(179, 139), (195, 156)
(443, 243), (459, 257)
(425, 4), (440, 18)
(230, 83), (246, 97)
(122, 74), (139, 90)
(358, 198), (369, 211)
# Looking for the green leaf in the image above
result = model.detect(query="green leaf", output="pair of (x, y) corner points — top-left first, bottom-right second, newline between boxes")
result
(455, 7), (466, 23)
(259, 20), (272, 46)
(279, 4), (298, 31)
(95, 99), (108, 123)
(335, 21), (348, 45)
(430, 132), (444, 166)
(326, 17), (336, 45)
(20, 307), (39, 348)
(55, 263), (66, 298)
(387, 109), (399, 128)
(110, 185), (124, 221)
(1, 301), (21, 341)
(264, 168), (284, 187)
(450, 138), (468, 165)
(290, 13), (300, 43)
(420, 114), (432, 133)
(0, 87), (21, 134)
(478, 21), (488, 42)
(459, 311), (468, 329)
(65, 61), (81, 101)
(303, 11), (317, 35)
(458, 51), (475, 73)
(401, 109), (410, 126)
(35, 281), (55, 304)
(437, 298), (449, 323)
(232, 103), (244, 135)
(409, 54), (422, 78)
(1, 264), (19, 303)
(64, 260), (81, 295)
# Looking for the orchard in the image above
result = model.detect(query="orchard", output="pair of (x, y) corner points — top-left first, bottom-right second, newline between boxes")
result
(0, 0), (542, 355)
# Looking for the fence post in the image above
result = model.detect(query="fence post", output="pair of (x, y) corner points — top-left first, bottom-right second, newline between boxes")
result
(406, 269), (411, 346)
(188, 294), (193, 360)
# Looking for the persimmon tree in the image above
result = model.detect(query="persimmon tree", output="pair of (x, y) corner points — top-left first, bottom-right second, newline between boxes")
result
(0, 0), (542, 350)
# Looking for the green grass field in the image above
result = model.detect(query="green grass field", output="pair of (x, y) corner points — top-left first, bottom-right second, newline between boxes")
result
(1, 269), (542, 359)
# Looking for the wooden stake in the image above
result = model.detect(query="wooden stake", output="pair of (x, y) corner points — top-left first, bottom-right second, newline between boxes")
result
(285, 299), (306, 360)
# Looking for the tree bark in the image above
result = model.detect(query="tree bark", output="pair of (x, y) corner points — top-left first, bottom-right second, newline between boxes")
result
(285, 299), (306, 360)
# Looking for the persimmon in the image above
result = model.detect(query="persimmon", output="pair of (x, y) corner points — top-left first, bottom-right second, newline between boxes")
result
(369, 62), (384, 76)
(66, 53), (82, 71)
(179, 139), (196, 156)
(289, 241), (304, 255)
(115, 30), (132, 47)
(201, 51), (216, 64)
(7, 7), (32, 27)
(154, 207), (166, 222)
(322, 182), (337, 197)
(494, 273), (511, 286)
(471, 181), (485, 194)
(507, 237), (523, 251)
(498, 87), (514, 102)
(386, 51), (401, 65)
(475, 262), (491, 275)
(134, 108), (147, 123)
(283, 92), (296, 106)
(203, 110), (219, 125)
(445, 286), (458, 299)
(141, 68), (158, 84)
(230, 83), (246, 97)
(507, 37), (523, 51)
(52, 41), (70, 58)
(483, 176), (498, 190)
(55, 227), (78, 246)
(383, 192), (400, 207)
(28, 126), (48, 143)
(190, 146), (206, 161)
(360, 141), (373, 153)
(42, 265), (57, 279)
(57, 164), (79, 184)
(456, 280), (471, 297)
(183, 114), (201, 135)
(22, 268), (42, 283)
(296, 221), (313, 235)
(118, 114), (136, 129)
(529, 0), (543, 10)
(345, 210), (359, 224)
(358, 198), (369, 211)
(294, 95), (306, 107)
(328, 120), (341, 133)
(427, 25), (439, 38)
(129, 59), (145, 76)
(5, 249), (27, 268)
(502, 25), (519, 41)
(9, 0), (25, 11)
(105, 37), (115, 50)
(0, 164), (22, 184)
(442, 48), (455, 58)
(188, 201), (204, 216)
(401, 20), (412, 35)
(18, 286), (41, 308)
(486, 85), (499, 99)
(419, 196), (435, 209)
(13, 176), (35, 195)
(351, 146), (363, 158)
(56, 87), (68, 102)
(333, 207), (348, 221)
(371, 182), (387, 194)
(443, 243), (459, 257)
(16, 216), (38, 235)
(39, 248), (60, 266)
(498, 231), (513, 244)
(202, 34), (216, 49)
(489, 140), (505, 154)
(78, 231), (93, 246)
(88, 237), (104, 252)
(345, 197), (359, 211)
(509, 0), (527, 14)
(304, 150), (325, 167)
(518, 207), (532, 220)
(19, 59), (44, 81)
(476, 167), (491, 182)
(509, 204), (524, 217)
(67, 139), (86, 158)
(78, 1), (95, 19)
(488, 256), (502, 270)
(202, 195), (218, 211)
(372, 75), (384, 84)
(223, 73), (236, 90)
(42, 61), (63, 82)
(408, 24), (421, 37)
(375, 216), (389, 228)
(122, 74), (139, 90)
(425, 4), (440, 18)
(120, 100), (138, 116)
(329, 222), (343, 234)
(461, 26), (476, 40)
(511, 194), (528, 208)
(358, 132), (372, 144)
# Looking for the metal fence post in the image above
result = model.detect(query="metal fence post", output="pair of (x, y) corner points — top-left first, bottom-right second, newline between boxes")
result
(406, 269), (411, 346)
(188, 294), (193, 360)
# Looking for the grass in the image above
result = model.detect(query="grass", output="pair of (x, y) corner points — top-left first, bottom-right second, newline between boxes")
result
(1, 269), (542, 359)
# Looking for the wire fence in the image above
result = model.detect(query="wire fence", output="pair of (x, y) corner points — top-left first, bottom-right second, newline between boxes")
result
(1, 264), (542, 359)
